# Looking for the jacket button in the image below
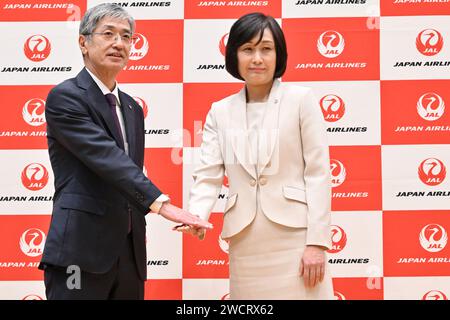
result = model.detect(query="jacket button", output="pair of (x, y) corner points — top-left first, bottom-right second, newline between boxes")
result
(259, 177), (267, 185)
(250, 179), (256, 187)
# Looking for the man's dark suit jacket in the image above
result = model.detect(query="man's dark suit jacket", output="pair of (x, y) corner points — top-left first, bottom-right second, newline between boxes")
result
(40, 68), (161, 280)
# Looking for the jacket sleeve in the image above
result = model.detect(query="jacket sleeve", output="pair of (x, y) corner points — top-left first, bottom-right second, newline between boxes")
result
(45, 84), (162, 213)
(299, 88), (332, 249)
(188, 104), (225, 222)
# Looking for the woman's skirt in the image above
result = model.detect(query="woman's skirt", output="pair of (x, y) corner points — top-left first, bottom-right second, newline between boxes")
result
(228, 207), (334, 300)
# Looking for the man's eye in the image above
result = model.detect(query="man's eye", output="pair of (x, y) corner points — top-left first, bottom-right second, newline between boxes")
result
(104, 31), (114, 36)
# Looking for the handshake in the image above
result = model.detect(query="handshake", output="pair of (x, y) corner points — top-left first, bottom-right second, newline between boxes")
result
(157, 202), (210, 240)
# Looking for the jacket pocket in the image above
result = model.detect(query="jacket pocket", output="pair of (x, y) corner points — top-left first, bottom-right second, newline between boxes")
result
(282, 186), (307, 204)
(224, 193), (238, 214)
(58, 193), (107, 216)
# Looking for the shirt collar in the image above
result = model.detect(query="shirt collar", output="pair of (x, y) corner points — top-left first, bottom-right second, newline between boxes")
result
(85, 67), (120, 106)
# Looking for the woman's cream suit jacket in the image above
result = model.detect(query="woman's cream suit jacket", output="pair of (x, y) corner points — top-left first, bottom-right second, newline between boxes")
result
(189, 79), (332, 249)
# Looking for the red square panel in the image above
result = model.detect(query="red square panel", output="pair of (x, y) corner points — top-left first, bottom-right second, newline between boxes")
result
(144, 279), (182, 300)
(381, 1), (450, 16)
(118, 20), (183, 83)
(0, 1), (86, 21)
(0, 215), (51, 280)
(184, 0), (281, 19)
(384, 210), (450, 277)
(283, 18), (380, 81)
(144, 148), (182, 208)
(0, 86), (51, 149)
(381, 80), (450, 145)
(183, 213), (229, 279)
(330, 146), (382, 211)
(333, 277), (384, 300)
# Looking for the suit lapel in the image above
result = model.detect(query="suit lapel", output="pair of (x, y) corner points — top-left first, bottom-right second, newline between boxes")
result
(257, 79), (282, 175)
(77, 69), (125, 150)
(118, 90), (136, 160)
(230, 87), (257, 179)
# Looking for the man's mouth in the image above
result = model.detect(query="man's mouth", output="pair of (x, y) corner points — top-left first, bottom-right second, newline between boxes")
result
(108, 52), (123, 58)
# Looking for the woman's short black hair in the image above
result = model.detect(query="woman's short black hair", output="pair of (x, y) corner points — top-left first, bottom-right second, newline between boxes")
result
(225, 12), (287, 81)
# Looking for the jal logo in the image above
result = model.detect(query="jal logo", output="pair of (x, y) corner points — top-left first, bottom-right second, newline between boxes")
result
(419, 224), (447, 253)
(418, 158), (446, 186)
(422, 290), (448, 300)
(22, 294), (44, 300)
(330, 159), (346, 188)
(221, 293), (230, 300)
(129, 33), (149, 61)
(416, 93), (445, 122)
(133, 96), (148, 119)
(223, 175), (229, 188)
(320, 94), (345, 122)
(24, 35), (51, 62)
(329, 225), (347, 254)
(22, 98), (46, 127)
(19, 228), (46, 257)
(416, 29), (444, 56)
(219, 33), (229, 57)
(21, 163), (49, 191)
(334, 291), (346, 300)
(218, 235), (229, 254)
(317, 31), (345, 58)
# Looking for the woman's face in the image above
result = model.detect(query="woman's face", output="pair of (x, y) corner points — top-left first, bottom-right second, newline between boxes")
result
(237, 28), (276, 87)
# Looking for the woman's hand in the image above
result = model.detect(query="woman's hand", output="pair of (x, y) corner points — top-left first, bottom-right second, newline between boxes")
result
(173, 224), (206, 240)
(299, 245), (327, 288)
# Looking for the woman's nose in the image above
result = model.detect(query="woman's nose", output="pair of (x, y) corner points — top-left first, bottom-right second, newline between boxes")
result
(252, 50), (263, 63)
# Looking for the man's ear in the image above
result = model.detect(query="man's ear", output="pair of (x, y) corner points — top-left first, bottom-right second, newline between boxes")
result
(79, 35), (88, 55)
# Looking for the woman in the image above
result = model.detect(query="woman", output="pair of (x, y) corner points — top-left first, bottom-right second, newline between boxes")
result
(177, 12), (333, 300)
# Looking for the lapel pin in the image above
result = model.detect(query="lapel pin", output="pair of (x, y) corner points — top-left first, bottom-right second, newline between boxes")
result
(128, 105), (132, 110)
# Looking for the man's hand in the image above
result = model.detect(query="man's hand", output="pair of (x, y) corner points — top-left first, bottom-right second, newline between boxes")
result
(158, 203), (213, 230)
(173, 225), (206, 240)
(299, 245), (327, 288)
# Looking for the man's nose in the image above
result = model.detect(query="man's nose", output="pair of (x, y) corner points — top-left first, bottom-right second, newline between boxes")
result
(112, 35), (126, 47)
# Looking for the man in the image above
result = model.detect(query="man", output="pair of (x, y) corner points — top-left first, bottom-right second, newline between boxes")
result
(39, 3), (212, 300)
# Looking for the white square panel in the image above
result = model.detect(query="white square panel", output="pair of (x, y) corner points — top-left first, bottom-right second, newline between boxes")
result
(382, 145), (450, 210)
(0, 281), (46, 300)
(120, 83), (183, 148)
(0, 150), (53, 214)
(184, 19), (238, 83)
(329, 211), (383, 278)
(380, 16), (450, 80)
(293, 81), (381, 146)
(87, 0), (184, 20)
(384, 277), (450, 300)
(0, 22), (82, 85)
(282, 0), (380, 18)
(146, 213), (182, 279)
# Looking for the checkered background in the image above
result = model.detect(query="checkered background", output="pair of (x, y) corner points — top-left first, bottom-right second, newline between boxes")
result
(0, 0), (449, 300)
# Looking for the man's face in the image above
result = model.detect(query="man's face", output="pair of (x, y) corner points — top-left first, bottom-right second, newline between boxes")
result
(79, 16), (133, 75)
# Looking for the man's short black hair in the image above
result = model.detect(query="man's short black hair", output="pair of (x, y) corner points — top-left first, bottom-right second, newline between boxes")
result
(225, 12), (287, 81)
